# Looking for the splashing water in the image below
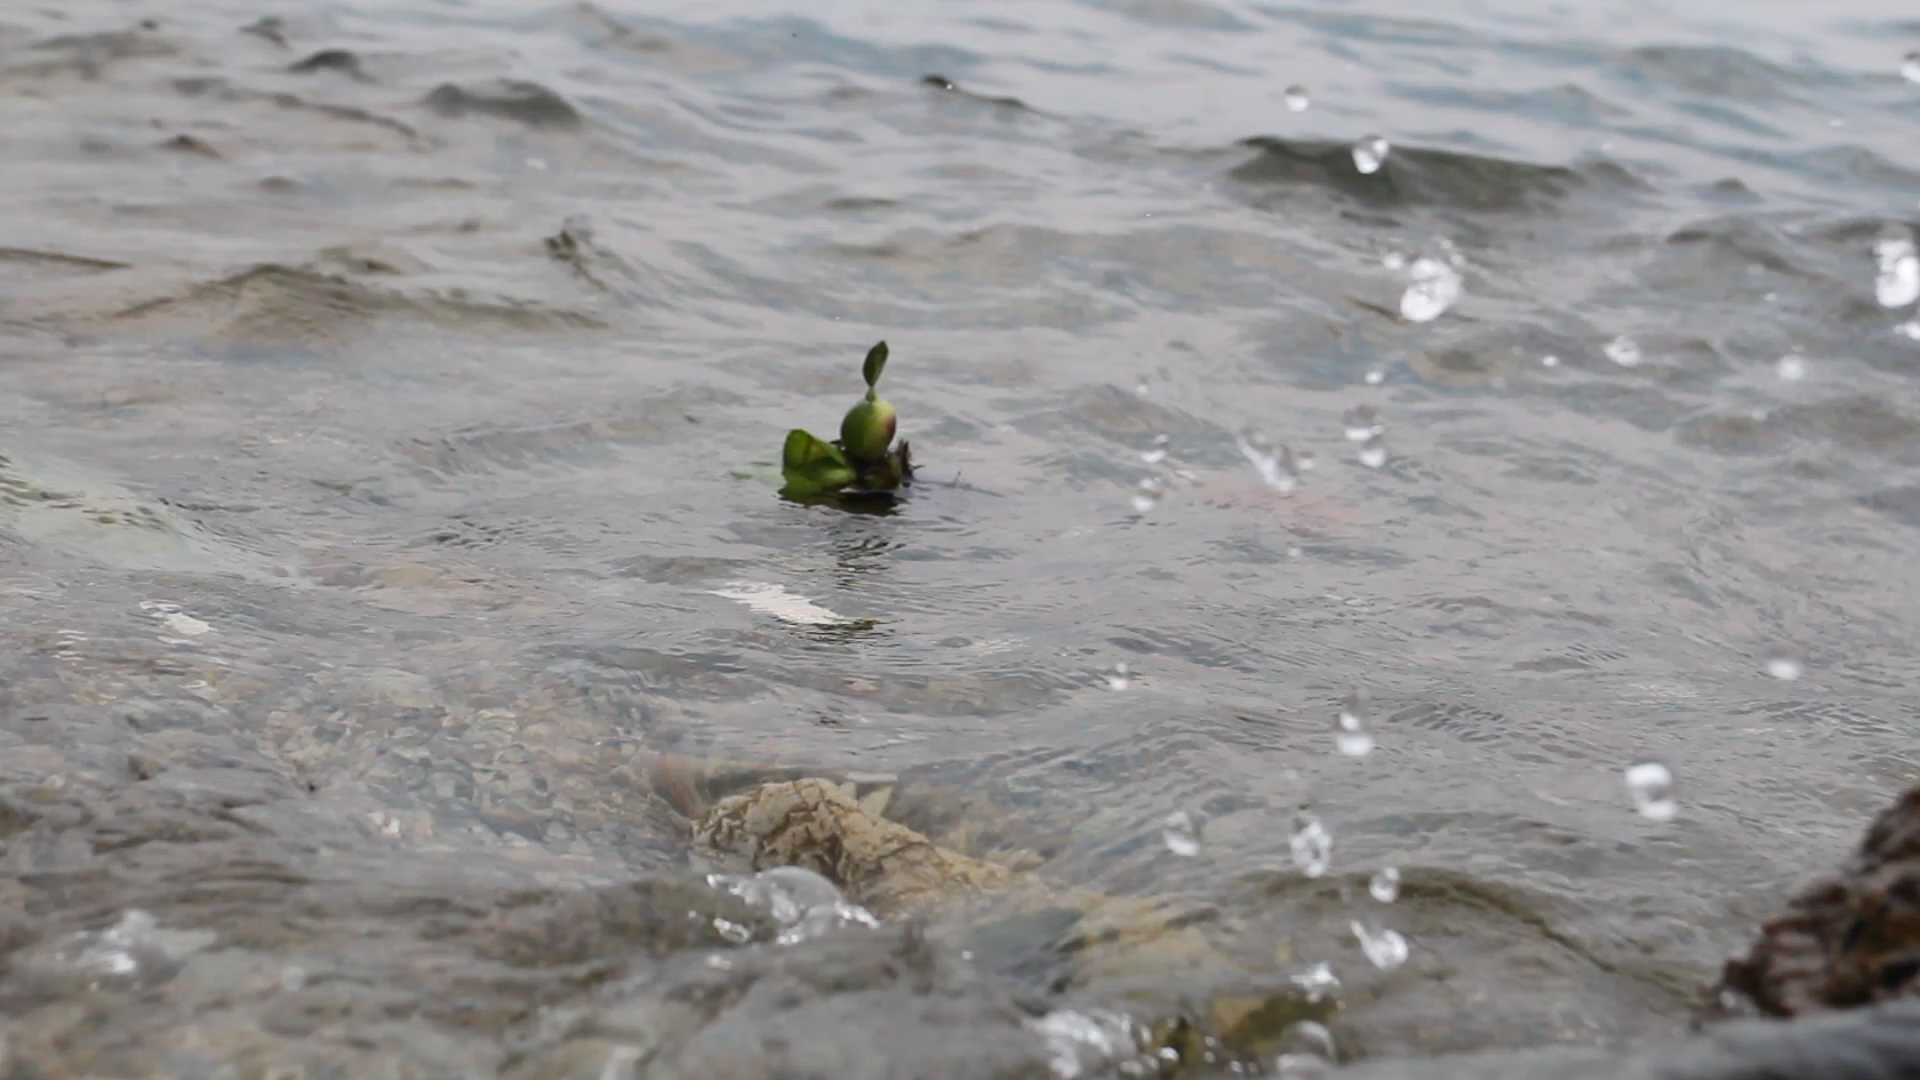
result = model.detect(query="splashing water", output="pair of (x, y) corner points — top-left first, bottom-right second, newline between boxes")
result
(1399, 256), (1463, 323)
(1141, 434), (1169, 465)
(1352, 135), (1390, 174)
(1764, 648), (1805, 681)
(1237, 430), (1301, 493)
(1350, 920), (1410, 970)
(1290, 815), (1333, 877)
(1364, 369), (1384, 385)
(1162, 810), (1202, 857)
(1275, 1020), (1337, 1078)
(1342, 405), (1383, 442)
(1381, 252), (1406, 270)
(1028, 1009), (1143, 1080)
(1357, 436), (1389, 469)
(1335, 689), (1374, 757)
(1541, 354), (1561, 368)
(1290, 962), (1341, 1002)
(1605, 336), (1644, 367)
(1775, 353), (1808, 382)
(1905, 51), (1920, 84)
(1874, 231), (1920, 308)
(1369, 867), (1401, 903)
(1131, 477), (1163, 514)
(710, 866), (880, 945)
(1624, 762), (1678, 822)
(1284, 85), (1310, 112)
(1899, 320), (1920, 341)
(1107, 662), (1131, 691)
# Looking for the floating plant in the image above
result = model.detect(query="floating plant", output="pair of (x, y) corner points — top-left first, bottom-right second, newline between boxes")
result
(780, 341), (915, 503)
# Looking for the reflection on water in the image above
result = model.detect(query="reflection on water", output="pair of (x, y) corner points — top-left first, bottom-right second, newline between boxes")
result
(3, 0), (1920, 1073)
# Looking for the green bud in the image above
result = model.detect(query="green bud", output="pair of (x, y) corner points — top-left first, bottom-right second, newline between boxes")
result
(840, 395), (896, 464)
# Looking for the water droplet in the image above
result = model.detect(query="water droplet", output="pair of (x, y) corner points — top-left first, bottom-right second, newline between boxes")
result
(1134, 377), (1150, 396)
(1350, 920), (1409, 970)
(1776, 353), (1808, 382)
(1624, 762), (1678, 822)
(1141, 434), (1169, 465)
(1131, 477), (1163, 514)
(1284, 85), (1310, 112)
(706, 953), (734, 970)
(1541, 354), (1561, 367)
(1605, 336), (1643, 367)
(1342, 405), (1383, 442)
(1364, 369), (1384, 385)
(1335, 689), (1374, 757)
(1399, 256), (1463, 323)
(1369, 866), (1401, 903)
(1352, 135), (1390, 175)
(1381, 252), (1405, 271)
(1764, 649), (1804, 681)
(1898, 319), (1920, 341)
(1290, 814), (1333, 877)
(1289, 961), (1341, 1001)
(1874, 231), (1920, 308)
(1237, 430), (1301, 493)
(1162, 811), (1201, 857)
(1107, 662), (1131, 691)
(1357, 436), (1388, 469)
(1903, 51), (1920, 84)
(1286, 545), (1303, 558)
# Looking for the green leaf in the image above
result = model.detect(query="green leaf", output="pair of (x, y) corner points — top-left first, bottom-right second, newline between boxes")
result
(862, 341), (889, 390)
(780, 428), (856, 497)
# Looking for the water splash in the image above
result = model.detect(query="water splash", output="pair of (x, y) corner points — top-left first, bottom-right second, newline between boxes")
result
(710, 866), (880, 945)
(1107, 662), (1131, 691)
(1162, 810), (1202, 857)
(1364, 369), (1385, 385)
(1874, 230), (1920, 308)
(1541, 354), (1561, 368)
(1352, 135), (1390, 175)
(1275, 1020), (1337, 1078)
(1381, 252), (1406, 271)
(1289, 961), (1341, 1002)
(1028, 1009), (1143, 1080)
(1399, 256), (1463, 323)
(1131, 477), (1163, 514)
(1369, 866), (1401, 903)
(1764, 648), (1805, 681)
(1237, 430), (1301, 493)
(1357, 436), (1388, 469)
(1335, 689), (1374, 757)
(1141, 434), (1169, 465)
(1624, 762), (1678, 822)
(1290, 814), (1333, 877)
(1284, 85), (1310, 112)
(1342, 405), (1384, 442)
(1775, 353), (1808, 382)
(1350, 920), (1410, 970)
(1605, 336), (1643, 367)
(1905, 51), (1920, 84)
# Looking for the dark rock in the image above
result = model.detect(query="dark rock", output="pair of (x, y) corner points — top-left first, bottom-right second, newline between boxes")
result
(1712, 784), (1920, 1018)
(422, 80), (582, 129)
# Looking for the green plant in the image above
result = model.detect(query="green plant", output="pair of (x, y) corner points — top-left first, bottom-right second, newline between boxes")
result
(780, 341), (914, 501)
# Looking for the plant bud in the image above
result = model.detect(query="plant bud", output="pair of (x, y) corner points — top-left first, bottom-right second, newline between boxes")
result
(840, 394), (896, 463)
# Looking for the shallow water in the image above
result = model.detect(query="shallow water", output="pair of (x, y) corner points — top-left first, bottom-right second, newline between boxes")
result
(3, 0), (1920, 1075)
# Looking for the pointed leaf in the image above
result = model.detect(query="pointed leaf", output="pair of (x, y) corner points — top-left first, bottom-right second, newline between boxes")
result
(862, 341), (889, 390)
(780, 429), (856, 496)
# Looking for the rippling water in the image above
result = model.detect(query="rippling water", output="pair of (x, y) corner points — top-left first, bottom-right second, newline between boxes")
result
(4, 0), (1920, 1074)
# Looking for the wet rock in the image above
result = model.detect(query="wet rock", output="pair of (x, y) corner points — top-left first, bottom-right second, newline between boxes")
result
(696, 777), (1013, 917)
(1712, 783), (1920, 1018)
(423, 80), (583, 129)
